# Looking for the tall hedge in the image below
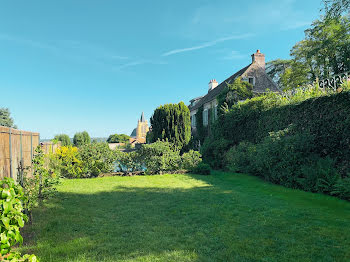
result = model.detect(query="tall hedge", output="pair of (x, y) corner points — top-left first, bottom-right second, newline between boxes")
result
(150, 102), (191, 149)
(202, 91), (350, 173)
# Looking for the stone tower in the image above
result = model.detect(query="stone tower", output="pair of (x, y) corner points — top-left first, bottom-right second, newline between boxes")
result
(136, 112), (149, 143)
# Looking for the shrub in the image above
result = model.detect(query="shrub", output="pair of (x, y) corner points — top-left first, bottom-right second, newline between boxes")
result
(332, 177), (350, 200)
(139, 140), (181, 174)
(181, 150), (202, 171)
(224, 141), (256, 173)
(117, 151), (143, 172)
(192, 163), (211, 175)
(224, 128), (341, 194)
(79, 142), (117, 177)
(0, 177), (37, 261)
(18, 146), (60, 223)
(203, 86), (350, 176)
(201, 137), (232, 169)
(53, 146), (84, 178)
(299, 157), (340, 193)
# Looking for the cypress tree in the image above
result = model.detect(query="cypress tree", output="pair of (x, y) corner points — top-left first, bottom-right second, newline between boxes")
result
(150, 102), (191, 149)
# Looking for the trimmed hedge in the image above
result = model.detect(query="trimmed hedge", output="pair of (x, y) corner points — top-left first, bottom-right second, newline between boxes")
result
(203, 91), (350, 174)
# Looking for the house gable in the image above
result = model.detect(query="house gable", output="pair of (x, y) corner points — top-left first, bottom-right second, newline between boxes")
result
(189, 50), (280, 113)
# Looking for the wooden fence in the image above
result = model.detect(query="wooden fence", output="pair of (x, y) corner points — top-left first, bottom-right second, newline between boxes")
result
(0, 126), (40, 180)
(41, 141), (61, 155)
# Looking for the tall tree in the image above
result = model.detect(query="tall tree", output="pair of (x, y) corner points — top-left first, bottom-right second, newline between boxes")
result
(73, 131), (91, 147)
(0, 108), (16, 128)
(150, 102), (191, 149)
(291, 16), (350, 80)
(266, 59), (309, 90)
(54, 134), (72, 146)
(324, 0), (350, 17)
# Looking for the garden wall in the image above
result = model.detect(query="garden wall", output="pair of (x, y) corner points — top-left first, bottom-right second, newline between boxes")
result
(0, 126), (40, 180)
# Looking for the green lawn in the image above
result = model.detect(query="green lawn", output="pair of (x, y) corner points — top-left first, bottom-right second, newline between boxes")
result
(21, 172), (350, 262)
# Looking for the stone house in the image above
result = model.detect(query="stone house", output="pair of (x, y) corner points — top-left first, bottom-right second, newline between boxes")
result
(188, 50), (280, 131)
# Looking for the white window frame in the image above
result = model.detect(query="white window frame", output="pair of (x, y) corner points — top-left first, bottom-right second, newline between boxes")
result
(214, 105), (218, 120)
(191, 114), (196, 128)
(203, 109), (209, 126)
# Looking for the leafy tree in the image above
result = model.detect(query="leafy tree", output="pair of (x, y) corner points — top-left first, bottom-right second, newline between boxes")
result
(73, 131), (91, 147)
(268, 16), (350, 89)
(150, 102), (191, 150)
(266, 59), (309, 90)
(107, 133), (130, 143)
(324, 0), (350, 17)
(291, 16), (350, 80)
(0, 108), (16, 128)
(54, 134), (72, 146)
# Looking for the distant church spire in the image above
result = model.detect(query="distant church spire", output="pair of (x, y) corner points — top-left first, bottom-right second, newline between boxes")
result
(140, 112), (146, 122)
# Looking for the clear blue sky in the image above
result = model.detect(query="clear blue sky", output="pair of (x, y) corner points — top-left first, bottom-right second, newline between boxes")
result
(1, 0), (322, 139)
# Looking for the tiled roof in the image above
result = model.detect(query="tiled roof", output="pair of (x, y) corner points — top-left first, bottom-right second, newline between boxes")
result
(189, 64), (251, 111)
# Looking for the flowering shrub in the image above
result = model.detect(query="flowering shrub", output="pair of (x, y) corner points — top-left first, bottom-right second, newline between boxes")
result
(53, 146), (83, 178)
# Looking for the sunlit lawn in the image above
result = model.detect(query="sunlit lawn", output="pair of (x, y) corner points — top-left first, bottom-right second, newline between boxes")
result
(20, 172), (350, 261)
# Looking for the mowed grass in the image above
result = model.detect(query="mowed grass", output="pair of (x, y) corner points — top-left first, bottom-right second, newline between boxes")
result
(20, 172), (350, 262)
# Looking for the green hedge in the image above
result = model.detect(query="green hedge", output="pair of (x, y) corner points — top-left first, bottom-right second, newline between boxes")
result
(203, 90), (350, 174)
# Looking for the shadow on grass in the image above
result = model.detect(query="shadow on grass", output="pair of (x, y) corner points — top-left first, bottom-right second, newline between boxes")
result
(21, 173), (350, 262)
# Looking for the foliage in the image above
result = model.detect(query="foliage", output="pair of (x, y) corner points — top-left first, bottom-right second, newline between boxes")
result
(194, 105), (206, 144)
(217, 77), (253, 111)
(138, 140), (181, 174)
(223, 127), (344, 196)
(291, 16), (350, 80)
(21, 146), (59, 221)
(181, 150), (202, 171)
(332, 177), (350, 200)
(79, 142), (117, 177)
(73, 131), (91, 147)
(53, 146), (83, 178)
(117, 151), (143, 172)
(191, 162), (211, 175)
(0, 177), (37, 261)
(266, 59), (309, 90)
(202, 85), (350, 171)
(53, 134), (71, 146)
(106, 134), (130, 143)
(0, 108), (16, 128)
(0, 178), (26, 256)
(225, 141), (256, 173)
(150, 102), (191, 150)
(324, 0), (350, 17)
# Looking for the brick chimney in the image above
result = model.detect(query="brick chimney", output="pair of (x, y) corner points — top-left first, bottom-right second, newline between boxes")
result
(251, 49), (265, 70)
(208, 79), (218, 92)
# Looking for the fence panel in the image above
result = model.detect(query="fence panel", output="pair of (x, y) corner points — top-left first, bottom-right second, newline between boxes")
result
(0, 126), (40, 180)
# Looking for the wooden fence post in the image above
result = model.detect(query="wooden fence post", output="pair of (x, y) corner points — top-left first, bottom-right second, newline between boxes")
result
(9, 128), (12, 178)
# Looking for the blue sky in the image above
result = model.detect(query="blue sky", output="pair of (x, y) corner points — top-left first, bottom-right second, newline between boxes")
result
(1, 0), (322, 139)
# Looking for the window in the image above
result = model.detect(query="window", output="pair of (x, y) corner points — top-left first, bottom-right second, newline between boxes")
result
(248, 77), (255, 86)
(203, 109), (208, 126)
(191, 114), (196, 127)
(214, 105), (218, 120)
